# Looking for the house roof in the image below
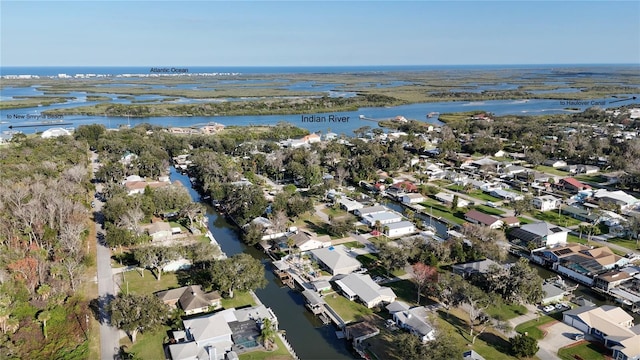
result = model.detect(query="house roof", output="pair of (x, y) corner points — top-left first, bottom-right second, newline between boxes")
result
(501, 216), (520, 225)
(356, 206), (388, 216)
(390, 181), (418, 192)
(403, 193), (425, 200)
(464, 210), (501, 226)
(520, 222), (569, 237)
(395, 306), (434, 337)
(618, 334), (640, 358)
(346, 321), (380, 340)
(452, 259), (501, 275)
(363, 211), (403, 223)
(310, 245), (361, 273)
(301, 289), (325, 306)
(575, 306), (635, 338)
(169, 341), (199, 360)
(593, 190), (638, 206)
(335, 273), (396, 305)
(183, 311), (233, 343)
(561, 177), (590, 189)
(385, 221), (415, 230)
(386, 301), (410, 314)
(156, 285), (221, 312)
(543, 283), (566, 299)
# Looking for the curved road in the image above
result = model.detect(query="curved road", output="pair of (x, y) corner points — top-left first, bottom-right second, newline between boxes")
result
(91, 152), (121, 360)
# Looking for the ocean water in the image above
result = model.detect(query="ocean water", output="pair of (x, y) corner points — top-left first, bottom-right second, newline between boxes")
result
(2, 64), (638, 77)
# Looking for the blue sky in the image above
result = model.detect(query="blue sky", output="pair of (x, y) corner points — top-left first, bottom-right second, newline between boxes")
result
(1, 1), (639, 66)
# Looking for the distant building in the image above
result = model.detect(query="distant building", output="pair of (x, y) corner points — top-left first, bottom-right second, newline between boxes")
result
(393, 306), (436, 343)
(310, 245), (362, 275)
(41, 127), (71, 138)
(384, 221), (416, 238)
(508, 222), (569, 249)
(464, 210), (503, 229)
(559, 177), (591, 193)
(335, 273), (397, 308)
(532, 195), (562, 212)
(155, 285), (221, 315)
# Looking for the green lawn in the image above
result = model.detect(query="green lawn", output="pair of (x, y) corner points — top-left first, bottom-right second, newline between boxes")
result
(607, 237), (640, 251)
(558, 341), (607, 360)
(239, 335), (294, 360)
(386, 279), (422, 306)
(324, 293), (373, 322)
(531, 210), (582, 227)
(355, 253), (406, 278)
(486, 303), (527, 321)
(437, 308), (514, 360)
(474, 205), (506, 216)
(121, 269), (178, 295)
(535, 165), (569, 176)
(420, 198), (467, 225)
(575, 174), (607, 184)
(220, 291), (257, 309)
(321, 207), (349, 218)
(468, 191), (503, 203)
(515, 315), (556, 340)
(518, 217), (534, 225)
(126, 325), (170, 360)
(341, 241), (365, 249)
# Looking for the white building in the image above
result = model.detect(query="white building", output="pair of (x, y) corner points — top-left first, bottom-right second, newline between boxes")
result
(361, 211), (403, 227)
(402, 193), (425, 204)
(434, 192), (469, 208)
(310, 245), (362, 275)
(532, 195), (562, 212)
(384, 221), (416, 238)
(393, 306), (436, 343)
(335, 273), (397, 308)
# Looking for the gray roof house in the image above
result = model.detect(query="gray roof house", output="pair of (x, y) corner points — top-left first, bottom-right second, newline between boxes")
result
(310, 245), (362, 275)
(393, 306), (436, 343)
(155, 285), (222, 315)
(452, 259), (502, 278)
(335, 273), (397, 308)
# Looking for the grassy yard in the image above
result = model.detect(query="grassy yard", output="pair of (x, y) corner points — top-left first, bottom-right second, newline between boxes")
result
(518, 217), (534, 225)
(437, 308), (514, 360)
(531, 210), (582, 227)
(474, 204), (506, 216)
(341, 241), (365, 249)
(607, 237), (640, 251)
(121, 269), (179, 295)
(575, 174), (607, 184)
(486, 303), (528, 321)
(324, 293), (373, 322)
(535, 165), (569, 176)
(239, 335), (294, 360)
(220, 291), (257, 309)
(468, 191), (503, 203)
(386, 279), (427, 307)
(420, 197), (467, 225)
(558, 341), (607, 360)
(356, 253), (406, 278)
(321, 206), (349, 218)
(515, 315), (556, 340)
(125, 325), (170, 360)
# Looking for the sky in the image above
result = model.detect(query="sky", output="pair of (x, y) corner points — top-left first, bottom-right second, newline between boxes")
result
(1, 1), (639, 66)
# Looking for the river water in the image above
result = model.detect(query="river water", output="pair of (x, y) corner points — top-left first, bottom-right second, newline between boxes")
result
(170, 167), (356, 360)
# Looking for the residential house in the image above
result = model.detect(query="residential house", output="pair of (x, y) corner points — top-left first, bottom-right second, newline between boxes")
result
(490, 189), (524, 202)
(541, 282), (568, 305)
(310, 245), (362, 275)
(384, 221), (416, 238)
(452, 259), (502, 279)
(345, 322), (380, 350)
(563, 305), (640, 360)
(508, 222), (569, 249)
(501, 165), (526, 176)
(532, 195), (562, 212)
(335, 273), (397, 308)
(354, 206), (388, 217)
(592, 189), (639, 212)
(560, 205), (599, 223)
(577, 164), (600, 174)
(555, 247), (629, 286)
(171, 310), (234, 360)
(463, 350), (486, 360)
(286, 231), (331, 252)
(361, 211), (403, 227)
(393, 306), (436, 343)
(338, 198), (365, 212)
(594, 270), (633, 292)
(389, 181), (418, 193)
(148, 221), (172, 242)
(558, 177), (591, 193)
(402, 193), (426, 204)
(301, 289), (326, 315)
(464, 210), (503, 229)
(155, 285), (222, 315)
(245, 217), (289, 241)
(501, 216), (521, 228)
(434, 192), (470, 208)
(543, 159), (568, 168)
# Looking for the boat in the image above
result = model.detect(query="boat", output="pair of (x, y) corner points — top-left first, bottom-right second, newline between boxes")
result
(359, 115), (365, 119)
(426, 112), (439, 118)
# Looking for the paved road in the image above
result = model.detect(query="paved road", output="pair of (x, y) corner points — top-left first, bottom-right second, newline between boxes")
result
(91, 152), (121, 360)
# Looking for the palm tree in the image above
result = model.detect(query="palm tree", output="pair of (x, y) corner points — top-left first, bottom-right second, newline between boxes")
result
(37, 310), (51, 339)
(258, 318), (277, 351)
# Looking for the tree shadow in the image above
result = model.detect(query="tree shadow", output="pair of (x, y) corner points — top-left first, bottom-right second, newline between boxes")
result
(479, 332), (511, 354)
(89, 294), (116, 325)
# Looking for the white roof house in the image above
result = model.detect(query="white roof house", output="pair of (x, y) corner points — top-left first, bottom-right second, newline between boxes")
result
(593, 190), (639, 211)
(384, 221), (416, 238)
(434, 192), (470, 208)
(361, 211), (403, 227)
(402, 193), (425, 204)
(393, 306), (436, 343)
(338, 198), (365, 212)
(509, 222), (569, 249)
(310, 245), (362, 275)
(335, 273), (397, 308)
(532, 195), (562, 212)
(355, 206), (389, 217)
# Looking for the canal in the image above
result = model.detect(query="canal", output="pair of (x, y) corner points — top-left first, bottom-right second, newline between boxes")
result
(171, 167), (356, 360)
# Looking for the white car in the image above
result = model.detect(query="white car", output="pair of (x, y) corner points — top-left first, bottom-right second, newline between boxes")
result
(543, 305), (555, 313)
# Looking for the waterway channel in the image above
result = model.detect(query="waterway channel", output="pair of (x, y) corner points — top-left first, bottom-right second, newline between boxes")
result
(170, 167), (356, 360)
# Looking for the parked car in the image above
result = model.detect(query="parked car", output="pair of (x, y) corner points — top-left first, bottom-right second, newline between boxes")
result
(543, 305), (555, 313)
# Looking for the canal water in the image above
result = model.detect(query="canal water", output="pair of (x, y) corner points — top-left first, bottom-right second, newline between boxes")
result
(170, 167), (356, 360)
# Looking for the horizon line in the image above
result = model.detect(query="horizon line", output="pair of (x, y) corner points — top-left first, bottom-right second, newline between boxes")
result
(2, 63), (639, 68)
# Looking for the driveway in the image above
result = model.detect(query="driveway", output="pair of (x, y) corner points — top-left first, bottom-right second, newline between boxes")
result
(537, 321), (581, 360)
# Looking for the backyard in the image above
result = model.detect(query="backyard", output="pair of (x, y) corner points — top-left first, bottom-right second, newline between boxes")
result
(557, 341), (607, 360)
(324, 293), (373, 322)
